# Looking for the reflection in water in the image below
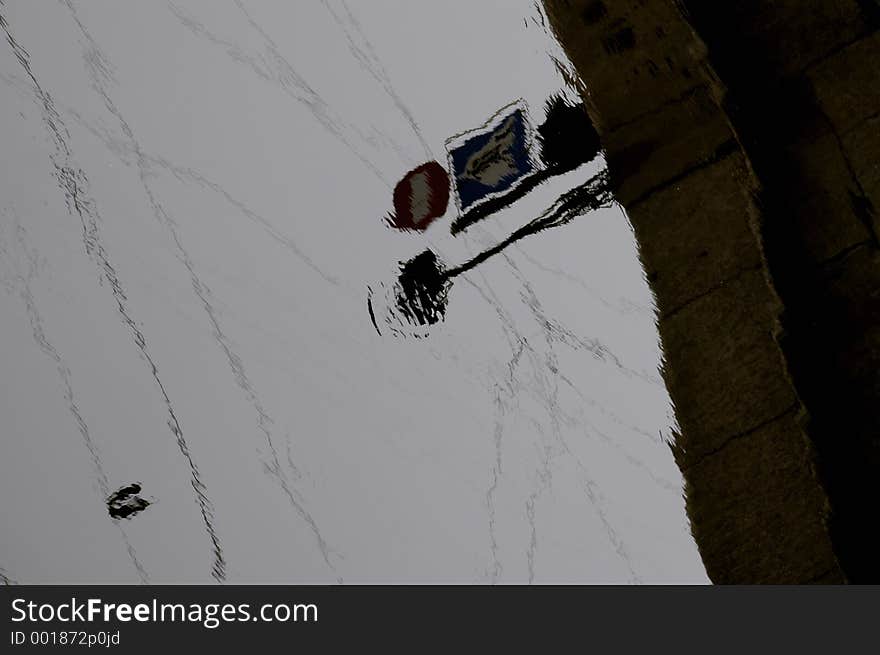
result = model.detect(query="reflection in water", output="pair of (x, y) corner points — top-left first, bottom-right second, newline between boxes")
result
(370, 169), (613, 336)
(394, 250), (452, 327)
(536, 94), (601, 172)
(0, 0), (707, 585)
(107, 483), (151, 520)
(451, 94), (601, 235)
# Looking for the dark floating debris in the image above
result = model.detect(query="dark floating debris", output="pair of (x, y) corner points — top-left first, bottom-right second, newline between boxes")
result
(107, 483), (151, 520)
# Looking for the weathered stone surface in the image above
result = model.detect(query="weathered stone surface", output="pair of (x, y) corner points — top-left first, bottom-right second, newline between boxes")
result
(542, 0), (877, 583)
(655, 1), (880, 583)
(627, 152), (763, 312)
(545, 0), (710, 132)
(682, 0), (867, 78)
(784, 132), (875, 262)
(808, 31), (880, 135)
(660, 268), (798, 464)
(843, 114), (880, 235)
(603, 84), (734, 205)
(819, 243), (880, 321)
(682, 407), (842, 584)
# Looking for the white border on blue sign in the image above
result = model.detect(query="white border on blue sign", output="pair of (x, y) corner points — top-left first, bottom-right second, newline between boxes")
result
(444, 98), (541, 217)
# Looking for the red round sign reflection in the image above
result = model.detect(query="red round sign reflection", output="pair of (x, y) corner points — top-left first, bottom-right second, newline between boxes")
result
(388, 161), (450, 231)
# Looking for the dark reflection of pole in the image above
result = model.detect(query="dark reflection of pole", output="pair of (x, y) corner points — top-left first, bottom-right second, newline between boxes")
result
(444, 169), (611, 278)
(450, 168), (558, 235)
(391, 169), (612, 329)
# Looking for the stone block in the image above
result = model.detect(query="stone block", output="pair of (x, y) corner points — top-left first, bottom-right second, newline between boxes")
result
(627, 151), (764, 312)
(842, 114), (880, 236)
(544, 0), (711, 131)
(808, 31), (880, 135)
(660, 268), (798, 460)
(683, 0), (866, 79)
(603, 84), (735, 205)
(784, 132), (875, 262)
(683, 408), (842, 583)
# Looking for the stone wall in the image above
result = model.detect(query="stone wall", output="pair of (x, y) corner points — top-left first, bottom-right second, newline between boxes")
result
(544, 0), (880, 583)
